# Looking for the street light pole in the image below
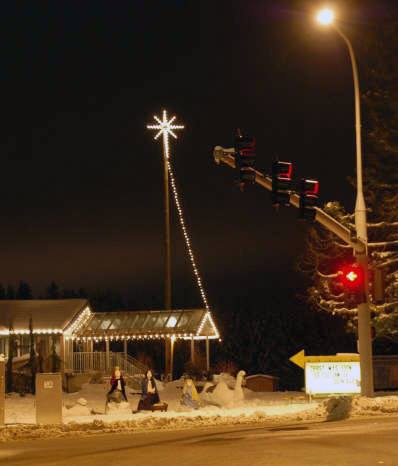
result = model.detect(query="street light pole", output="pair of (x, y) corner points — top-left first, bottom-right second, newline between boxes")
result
(333, 24), (374, 397)
(316, 9), (374, 396)
(333, 25), (367, 244)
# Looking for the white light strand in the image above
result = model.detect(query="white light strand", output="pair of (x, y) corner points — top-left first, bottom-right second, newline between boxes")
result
(147, 110), (210, 310)
(64, 306), (92, 336)
(196, 311), (219, 338)
(167, 157), (210, 311)
(0, 328), (63, 336)
(68, 332), (220, 342)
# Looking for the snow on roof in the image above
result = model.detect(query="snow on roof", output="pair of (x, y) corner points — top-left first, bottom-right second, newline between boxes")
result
(0, 299), (89, 332)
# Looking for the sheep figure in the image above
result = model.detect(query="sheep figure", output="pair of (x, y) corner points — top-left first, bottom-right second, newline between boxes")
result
(201, 370), (246, 408)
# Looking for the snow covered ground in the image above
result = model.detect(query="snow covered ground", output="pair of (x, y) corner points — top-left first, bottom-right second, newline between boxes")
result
(2, 377), (398, 443)
(4, 379), (316, 425)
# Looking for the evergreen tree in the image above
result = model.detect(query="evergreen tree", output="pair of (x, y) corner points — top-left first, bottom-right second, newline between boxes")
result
(77, 288), (88, 299)
(6, 285), (15, 300)
(46, 281), (60, 299)
(297, 202), (355, 317)
(16, 281), (33, 300)
(360, 22), (398, 337)
(90, 290), (124, 311)
(61, 289), (78, 299)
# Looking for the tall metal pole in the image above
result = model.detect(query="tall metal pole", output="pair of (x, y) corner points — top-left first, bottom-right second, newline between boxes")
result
(147, 110), (184, 381)
(162, 130), (172, 311)
(0, 356), (4, 427)
(162, 130), (172, 380)
(334, 24), (374, 397)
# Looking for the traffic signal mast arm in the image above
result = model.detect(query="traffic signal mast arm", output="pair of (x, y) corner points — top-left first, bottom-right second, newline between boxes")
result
(213, 146), (365, 253)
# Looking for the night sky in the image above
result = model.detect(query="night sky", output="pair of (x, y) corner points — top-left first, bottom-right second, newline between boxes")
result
(1, 1), (396, 307)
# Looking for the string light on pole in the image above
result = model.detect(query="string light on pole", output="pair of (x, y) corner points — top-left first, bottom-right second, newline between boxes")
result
(167, 158), (210, 310)
(147, 110), (210, 311)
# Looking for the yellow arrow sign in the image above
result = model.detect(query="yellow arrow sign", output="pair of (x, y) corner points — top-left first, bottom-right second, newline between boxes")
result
(289, 350), (360, 369)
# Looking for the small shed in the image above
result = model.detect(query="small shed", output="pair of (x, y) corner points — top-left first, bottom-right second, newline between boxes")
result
(245, 374), (279, 392)
(373, 355), (398, 390)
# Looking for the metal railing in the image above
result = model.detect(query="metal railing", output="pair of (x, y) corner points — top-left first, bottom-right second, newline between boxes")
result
(70, 352), (147, 377)
(112, 352), (147, 377)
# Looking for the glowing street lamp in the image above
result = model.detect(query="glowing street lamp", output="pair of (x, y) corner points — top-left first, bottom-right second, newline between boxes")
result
(315, 8), (373, 397)
(316, 8), (335, 25)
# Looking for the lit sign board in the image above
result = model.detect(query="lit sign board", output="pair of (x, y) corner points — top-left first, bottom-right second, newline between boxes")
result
(305, 361), (361, 395)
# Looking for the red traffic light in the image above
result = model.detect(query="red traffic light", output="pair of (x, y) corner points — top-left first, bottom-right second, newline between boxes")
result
(273, 161), (292, 181)
(338, 264), (364, 290)
(302, 179), (319, 196)
(238, 138), (256, 157)
(346, 270), (359, 282)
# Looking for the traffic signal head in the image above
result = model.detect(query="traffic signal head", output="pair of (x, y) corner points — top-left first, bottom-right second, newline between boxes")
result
(372, 267), (385, 303)
(271, 161), (293, 206)
(235, 133), (256, 185)
(299, 178), (319, 220)
(338, 263), (365, 305)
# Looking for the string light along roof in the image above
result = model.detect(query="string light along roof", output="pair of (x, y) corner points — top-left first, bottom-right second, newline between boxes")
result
(73, 309), (219, 340)
(147, 110), (213, 314)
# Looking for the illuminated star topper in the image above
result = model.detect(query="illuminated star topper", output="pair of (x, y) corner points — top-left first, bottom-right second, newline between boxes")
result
(147, 110), (184, 158)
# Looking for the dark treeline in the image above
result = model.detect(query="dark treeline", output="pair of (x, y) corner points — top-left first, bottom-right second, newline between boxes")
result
(0, 280), (137, 312)
(0, 281), (86, 301)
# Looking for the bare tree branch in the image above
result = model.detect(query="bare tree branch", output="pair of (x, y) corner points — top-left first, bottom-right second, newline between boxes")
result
(368, 240), (398, 248)
(378, 258), (398, 268)
(368, 221), (398, 228)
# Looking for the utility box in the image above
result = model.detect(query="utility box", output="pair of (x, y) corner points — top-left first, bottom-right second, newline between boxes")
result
(36, 373), (62, 425)
(0, 359), (4, 426)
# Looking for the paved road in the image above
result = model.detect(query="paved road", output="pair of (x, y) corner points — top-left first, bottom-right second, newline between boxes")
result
(1, 416), (398, 466)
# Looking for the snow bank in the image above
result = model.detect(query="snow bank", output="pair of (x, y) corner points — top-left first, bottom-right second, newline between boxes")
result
(352, 395), (398, 414)
(310, 394), (398, 421)
(0, 405), (321, 443)
(3, 378), (398, 443)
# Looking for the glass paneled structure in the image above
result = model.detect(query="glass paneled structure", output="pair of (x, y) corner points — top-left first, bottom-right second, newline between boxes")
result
(75, 309), (218, 340)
